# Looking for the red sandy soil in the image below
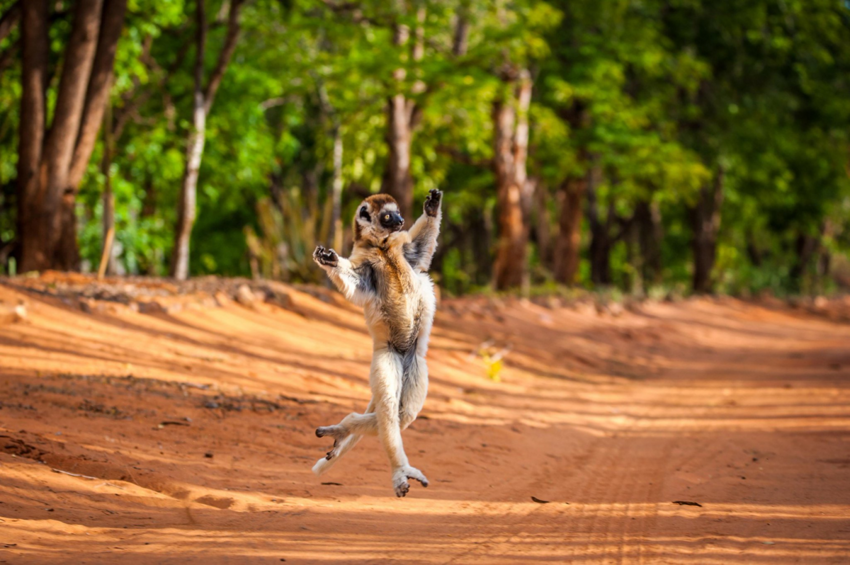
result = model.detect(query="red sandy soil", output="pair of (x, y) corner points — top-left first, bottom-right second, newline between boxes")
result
(1, 275), (849, 564)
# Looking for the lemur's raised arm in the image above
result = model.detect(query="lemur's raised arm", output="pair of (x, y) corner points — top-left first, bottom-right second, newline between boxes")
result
(404, 189), (442, 272)
(313, 247), (375, 306)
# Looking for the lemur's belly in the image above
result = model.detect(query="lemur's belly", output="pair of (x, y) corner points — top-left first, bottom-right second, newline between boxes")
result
(365, 274), (434, 355)
(365, 250), (435, 355)
(383, 292), (425, 353)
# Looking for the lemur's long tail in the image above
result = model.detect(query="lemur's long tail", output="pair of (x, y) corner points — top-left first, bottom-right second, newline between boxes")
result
(312, 433), (363, 476)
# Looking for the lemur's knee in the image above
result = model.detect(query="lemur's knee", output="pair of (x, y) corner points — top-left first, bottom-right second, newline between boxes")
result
(400, 410), (418, 430)
(342, 411), (378, 435)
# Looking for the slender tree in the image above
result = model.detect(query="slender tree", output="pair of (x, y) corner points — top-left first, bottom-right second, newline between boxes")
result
(170, 0), (245, 280)
(381, 3), (425, 222)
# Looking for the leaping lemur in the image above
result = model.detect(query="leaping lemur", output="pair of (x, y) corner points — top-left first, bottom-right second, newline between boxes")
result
(311, 189), (442, 497)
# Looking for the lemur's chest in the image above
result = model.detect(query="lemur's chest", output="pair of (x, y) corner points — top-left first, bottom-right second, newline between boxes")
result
(359, 248), (416, 296)
(359, 250), (427, 350)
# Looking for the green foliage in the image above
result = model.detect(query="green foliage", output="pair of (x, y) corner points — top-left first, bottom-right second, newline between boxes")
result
(1, 0), (849, 295)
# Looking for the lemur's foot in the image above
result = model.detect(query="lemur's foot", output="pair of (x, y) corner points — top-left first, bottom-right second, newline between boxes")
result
(424, 189), (442, 217)
(315, 424), (348, 440)
(313, 245), (339, 267)
(392, 465), (429, 497)
(316, 424), (348, 460)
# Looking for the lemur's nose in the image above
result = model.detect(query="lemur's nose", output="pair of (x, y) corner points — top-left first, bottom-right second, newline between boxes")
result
(390, 212), (404, 227)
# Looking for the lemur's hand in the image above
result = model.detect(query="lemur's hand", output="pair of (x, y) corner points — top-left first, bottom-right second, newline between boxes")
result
(313, 245), (339, 267)
(424, 189), (442, 217)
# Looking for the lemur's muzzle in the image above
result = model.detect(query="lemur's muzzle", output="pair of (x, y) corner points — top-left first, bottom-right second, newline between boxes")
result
(380, 211), (405, 231)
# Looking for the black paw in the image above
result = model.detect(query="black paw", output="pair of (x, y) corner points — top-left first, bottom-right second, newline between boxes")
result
(395, 480), (410, 497)
(313, 245), (338, 267)
(393, 466), (428, 497)
(424, 189), (442, 217)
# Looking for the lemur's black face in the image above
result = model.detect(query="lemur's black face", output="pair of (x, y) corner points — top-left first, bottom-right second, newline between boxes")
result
(354, 194), (404, 243)
(378, 208), (404, 232)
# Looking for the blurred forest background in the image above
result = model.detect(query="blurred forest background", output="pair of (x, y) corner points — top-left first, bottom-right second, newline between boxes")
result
(1, 0), (849, 296)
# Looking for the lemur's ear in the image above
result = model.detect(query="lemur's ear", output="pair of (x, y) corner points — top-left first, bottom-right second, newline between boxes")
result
(359, 206), (370, 221)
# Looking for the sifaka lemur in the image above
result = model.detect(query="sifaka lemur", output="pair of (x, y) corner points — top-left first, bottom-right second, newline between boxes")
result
(311, 189), (442, 497)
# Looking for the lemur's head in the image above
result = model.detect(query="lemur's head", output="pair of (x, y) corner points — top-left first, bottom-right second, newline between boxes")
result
(353, 194), (404, 245)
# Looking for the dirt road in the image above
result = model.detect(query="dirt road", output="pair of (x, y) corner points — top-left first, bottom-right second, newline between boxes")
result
(1, 277), (849, 564)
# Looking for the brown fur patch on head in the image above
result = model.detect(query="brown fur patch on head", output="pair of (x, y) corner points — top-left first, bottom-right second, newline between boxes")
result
(365, 194), (398, 213)
(353, 193), (400, 245)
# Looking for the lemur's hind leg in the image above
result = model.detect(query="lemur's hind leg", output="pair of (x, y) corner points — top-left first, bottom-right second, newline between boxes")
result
(315, 353), (427, 464)
(316, 399), (377, 461)
(371, 348), (428, 497)
(311, 353), (429, 489)
(400, 354), (429, 430)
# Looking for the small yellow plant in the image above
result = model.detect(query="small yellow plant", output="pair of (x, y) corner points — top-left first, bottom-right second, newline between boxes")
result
(476, 340), (511, 382)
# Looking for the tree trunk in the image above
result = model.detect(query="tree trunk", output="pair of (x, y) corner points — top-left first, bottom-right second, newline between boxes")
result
(16, 0), (49, 273)
(815, 220), (835, 293)
(492, 69), (532, 290)
(452, 2), (469, 57)
(634, 199), (663, 286)
(381, 6), (425, 223)
(330, 123), (344, 251)
(141, 176), (156, 219)
(68, 0), (128, 189)
(101, 99), (116, 276)
(790, 229), (821, 293)
(553, 175), (586, 285)
(383, 94), (414, 221)
(171, 0), (207, 280)
(586, 161), (612, 286)
(101, 150), (115, 276)
(18, 0), (107, 272)
(41, 0), (104, 271)
(690, 166), (724, 293)
(746, 233), (763, 267)
(624, 216), (640, 294)
(552, 101), (590, 287)
(532, 179), (552, 269)
(170, 0), (244, 280)
(140, 176), (159, 274)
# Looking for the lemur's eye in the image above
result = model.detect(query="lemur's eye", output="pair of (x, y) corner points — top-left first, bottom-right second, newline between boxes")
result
(359, 206), (370, 221)
(383, 214), (390, 221)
